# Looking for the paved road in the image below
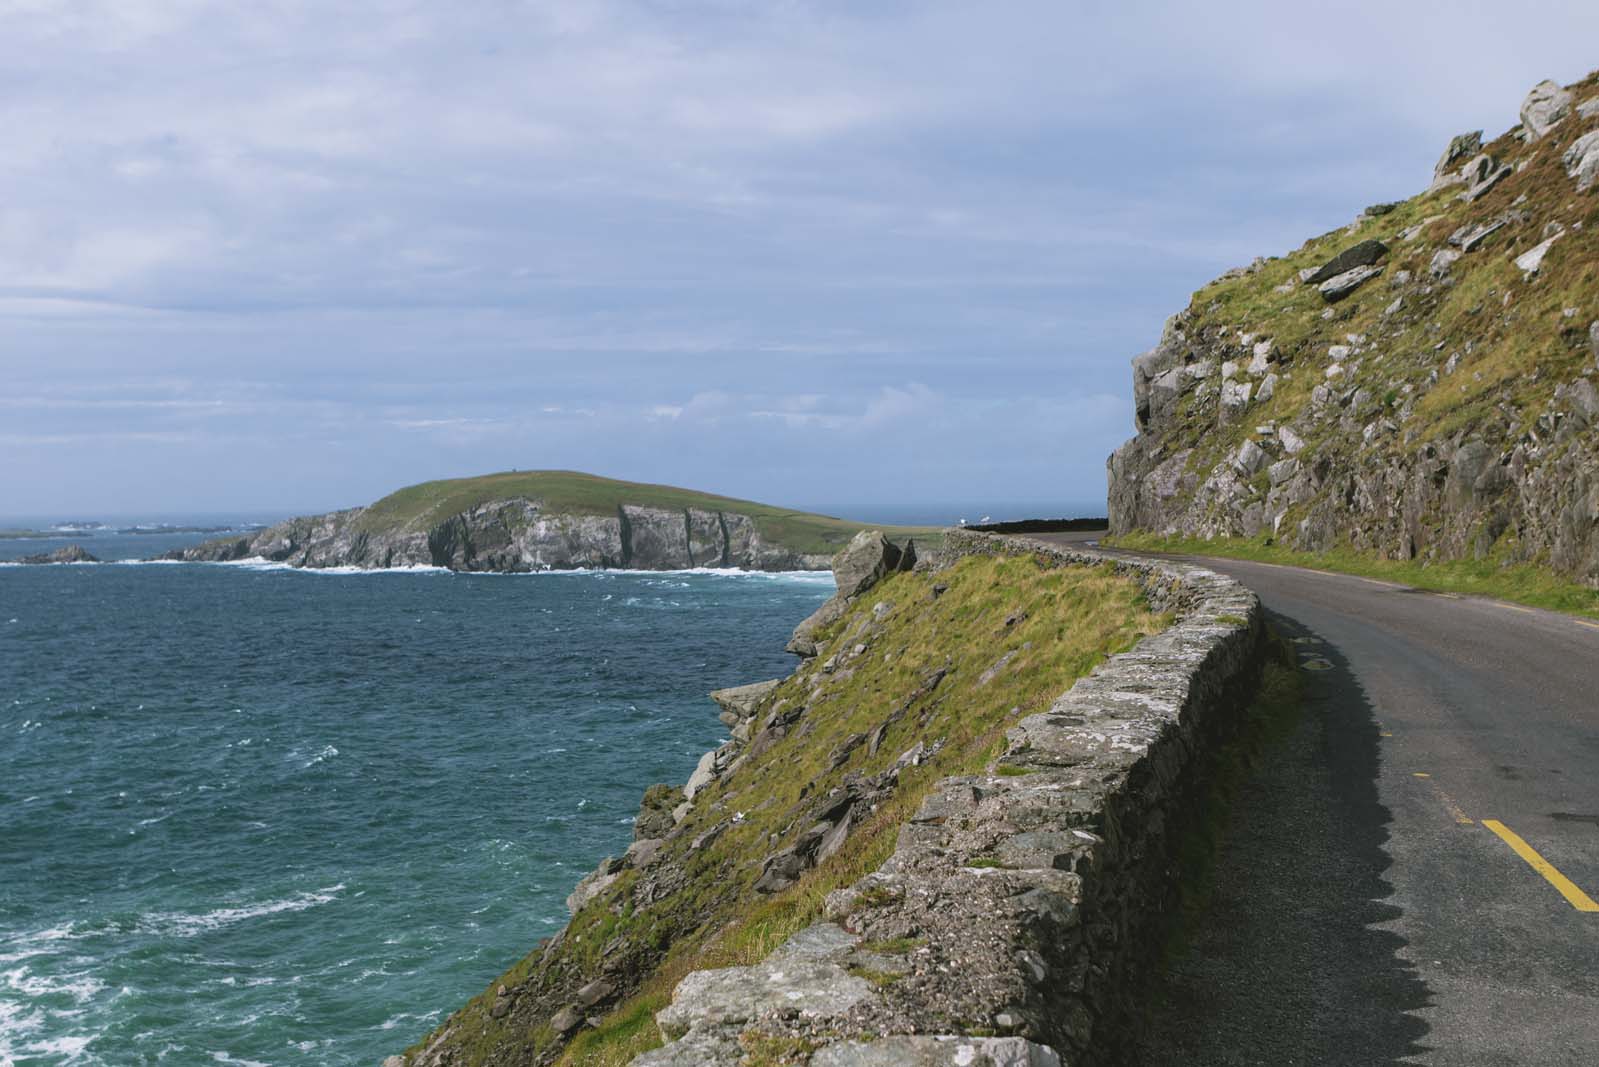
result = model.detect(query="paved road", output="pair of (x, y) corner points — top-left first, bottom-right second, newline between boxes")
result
(1031, 533), (1599, 1065)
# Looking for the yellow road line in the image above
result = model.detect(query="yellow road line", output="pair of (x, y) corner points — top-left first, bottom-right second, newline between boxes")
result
(1496, 603), (1537, 614)
(1483, 820), (1599, 912)
(1577, 620), (1599, 632)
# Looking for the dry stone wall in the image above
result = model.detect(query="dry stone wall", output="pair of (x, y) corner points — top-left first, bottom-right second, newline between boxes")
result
(633, 530), (1266, 1066)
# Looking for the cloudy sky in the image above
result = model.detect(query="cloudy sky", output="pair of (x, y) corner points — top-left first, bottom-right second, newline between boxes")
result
(3, 1), (1596, 520)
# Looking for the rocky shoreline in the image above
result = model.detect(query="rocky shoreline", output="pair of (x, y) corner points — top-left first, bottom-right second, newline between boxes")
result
(161, 499), (837, 573)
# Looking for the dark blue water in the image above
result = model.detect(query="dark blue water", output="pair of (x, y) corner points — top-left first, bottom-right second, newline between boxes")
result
(0, 558), (829, 1065)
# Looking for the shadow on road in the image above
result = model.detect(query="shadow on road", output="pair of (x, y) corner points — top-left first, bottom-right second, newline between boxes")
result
(1134, 611), (1432, 1065)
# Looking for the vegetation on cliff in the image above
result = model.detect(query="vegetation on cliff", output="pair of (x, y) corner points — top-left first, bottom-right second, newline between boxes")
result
(396, 546), (1168, 1066)
(170, 471), (939, 571)
(1109, 70), (1599, 590)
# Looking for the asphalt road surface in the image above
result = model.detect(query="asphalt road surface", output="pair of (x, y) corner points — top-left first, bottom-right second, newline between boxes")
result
(1030, 532), (1599, 1066)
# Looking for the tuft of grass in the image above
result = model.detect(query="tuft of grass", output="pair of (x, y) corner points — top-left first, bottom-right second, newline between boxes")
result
(1107, 531), (1599, 619)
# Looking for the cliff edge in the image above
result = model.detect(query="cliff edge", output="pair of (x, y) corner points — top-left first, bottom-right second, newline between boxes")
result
(163, 470), (934, 573)
(1109, 71), (1599, 588)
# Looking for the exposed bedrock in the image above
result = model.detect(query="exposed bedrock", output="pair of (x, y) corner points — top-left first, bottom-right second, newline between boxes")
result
(164, 499), (833, 572)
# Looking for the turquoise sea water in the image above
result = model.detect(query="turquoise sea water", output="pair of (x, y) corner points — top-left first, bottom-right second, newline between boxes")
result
(0, 547), (829, 1065)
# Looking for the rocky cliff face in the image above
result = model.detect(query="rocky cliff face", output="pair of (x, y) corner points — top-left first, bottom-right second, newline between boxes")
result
(166, 499), (833, 572)
(1109, 71), (1599, 589)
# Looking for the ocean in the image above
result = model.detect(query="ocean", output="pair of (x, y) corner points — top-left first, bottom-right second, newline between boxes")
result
(0, 528), (830, 1066)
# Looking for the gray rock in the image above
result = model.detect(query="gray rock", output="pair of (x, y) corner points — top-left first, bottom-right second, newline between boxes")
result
(1430, 248), (1461, 278)
(1219, 379), (1252, 421)
(1268, 458), (1300, 487)
(1515, 234), (1561, 275)
(550, 1005), (584, 1036)
(634, 784), (680, 841)
(1306, 239), (1388, 285)
(1256, 373), (1277, 404)
(14, 544), (98, 565)
(1455, 217), (1508, 253)
(1278, 426), (1306, 455)
(566, 863), (620, 915)
(576, 978), (615, 1010)
(683, 749), (719, 801)
(1562, 129), (1599, 192)
(1431, 130), (1482, 189)
(1461, 154), (1512, 201)
(653, 923), (872, 1039)
(810, 1037), (1064, 1067)
(1520, 79), (1573, 140)
(1318, 265), (1382, 303)
(1233, 440), (1267, 476)
(709, 679), (780, 727)
(833, 530), (902, 599)
(1591, 321), (1599, 362)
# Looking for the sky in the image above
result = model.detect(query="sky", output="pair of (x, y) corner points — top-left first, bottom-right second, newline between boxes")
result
(3, 1), (1598, 521)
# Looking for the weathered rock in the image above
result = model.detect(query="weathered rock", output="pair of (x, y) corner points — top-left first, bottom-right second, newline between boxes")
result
(550, 1005), (584, 1036)
(1520, 79), (1573, 140)
(14, 544), (98, 565)
(1431, 130), (1482, 189)
(682, 749), (720, 801)
(634, 784), (680, 841)
(709, 679), (780, 727)
(1515, 234), (1561, 275)
(1256, 373), (1277, 403)
(1219, 379), (1252, 421)
(1318, 265), (1382, 303)
(1430, 248), (1462, 278)
(1306, 239), (1388, 285)
(1461, 154), (1512, 201)
(566, 859), (622, 915)
(1233, 440), (1267, 476)
(575, 978), (615, 1010)
(809, 1037), (1064, 1067)
(1278, 426), (1306, 455)
(1563, 129), (1599, 193)
(833, 530), (903, 599)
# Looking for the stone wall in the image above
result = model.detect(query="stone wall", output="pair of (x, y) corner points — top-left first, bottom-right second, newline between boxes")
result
(633, 530), (1266, 1066)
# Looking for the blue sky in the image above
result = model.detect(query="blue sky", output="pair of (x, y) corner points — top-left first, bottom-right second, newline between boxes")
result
(3, 1), (1597, 521)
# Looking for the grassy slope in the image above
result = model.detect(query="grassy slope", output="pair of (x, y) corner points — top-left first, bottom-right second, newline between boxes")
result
(351, 470), (939, 557)
(1107, 530), (1599, 619)
(407, 551), (1169, 1066)
(1130, 69), (1598, 578)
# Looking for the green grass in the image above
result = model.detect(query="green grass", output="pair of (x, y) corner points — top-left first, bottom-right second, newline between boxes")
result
(349, 469), (940, 556)
(1107, 531), (1599, 619)
(404, 551), (1170, 1067)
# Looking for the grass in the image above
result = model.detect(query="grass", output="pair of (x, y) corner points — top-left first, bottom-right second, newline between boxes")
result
(1130, 70), (1599, 569)
(404, 551), (1170, 1067)
(348, 469), (941, 556)
(1107, 530), (1599, 619)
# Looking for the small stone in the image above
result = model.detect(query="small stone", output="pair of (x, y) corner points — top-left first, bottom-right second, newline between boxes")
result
(575, 978), (615, 1009)
(1430, 249), (1461, 278)
(1279, 426), (1306, 455)
(1306, 239), (1388, 285)
(1256, 373), (1277, 404)
(1233, 439), (1267, 476)
(550, 1005), (584, 1036)
(1563, 130), (1599, 192)
(1515, 234), (1561, 276)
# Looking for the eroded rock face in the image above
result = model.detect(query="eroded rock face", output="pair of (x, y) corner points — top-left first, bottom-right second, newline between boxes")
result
(1521, 79), (1573, 140)
(164, 499), (834, 572)
(787, 530), (914, 657)
(14, 544), (98, 565)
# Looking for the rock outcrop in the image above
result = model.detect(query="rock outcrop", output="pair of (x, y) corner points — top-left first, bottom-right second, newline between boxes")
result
(14, 544), (98, 564)
(1109, 71), (1599, 589)
(164, 497), (834, 572)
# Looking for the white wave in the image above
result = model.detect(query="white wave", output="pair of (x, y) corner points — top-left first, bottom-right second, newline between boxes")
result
(2, 967), (104, 1004)
(299, 744), (338, 768)
(141, 885), (344, 937)
(210, 1053), (269, 1067)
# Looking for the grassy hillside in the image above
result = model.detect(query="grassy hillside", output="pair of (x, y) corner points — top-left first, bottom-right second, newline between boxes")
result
(400, 550), (1169, 1066)
(352, 470), (938, 556)
(1161, 70), (1597, 477)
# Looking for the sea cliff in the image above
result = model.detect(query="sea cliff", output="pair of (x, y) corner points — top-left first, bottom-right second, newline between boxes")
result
(163, 471), (929, 573)
(1108, 71), (1599, 588)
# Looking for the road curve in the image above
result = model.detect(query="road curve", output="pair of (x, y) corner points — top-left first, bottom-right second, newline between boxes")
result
(1030, 533), (1599, 1065)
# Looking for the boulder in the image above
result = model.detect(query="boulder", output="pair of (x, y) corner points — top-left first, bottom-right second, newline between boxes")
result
(1562, 129), (1599, 193)
(1278, 426), (1306, 455)
(809, 1037), (1064, 1067)
(1255, 373), (1277, 404)
(1233, 440), (1268, 476)
(682, 749), (719, 801)
(1219, 380), (1252, 421)
(1306, 239), (1388, 285)
(832, 530), (902, 599)
(1515, 234), (1561, 276)
(708, 679), (780, 727)
(1580, 97), (1599, 121)
(1461, 154), (1512, 201)
(1429, 249), (1461, 278)
(1520, 79), (1573, 140)
(1431, 130), (1482, 189)
(1318, 265), (1382, 303)
(634, 783), (680, 841)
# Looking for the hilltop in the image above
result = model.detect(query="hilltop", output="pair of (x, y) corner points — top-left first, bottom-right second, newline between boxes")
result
(167, 470), (939, 572)
(1109, 70), (1599, 592)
